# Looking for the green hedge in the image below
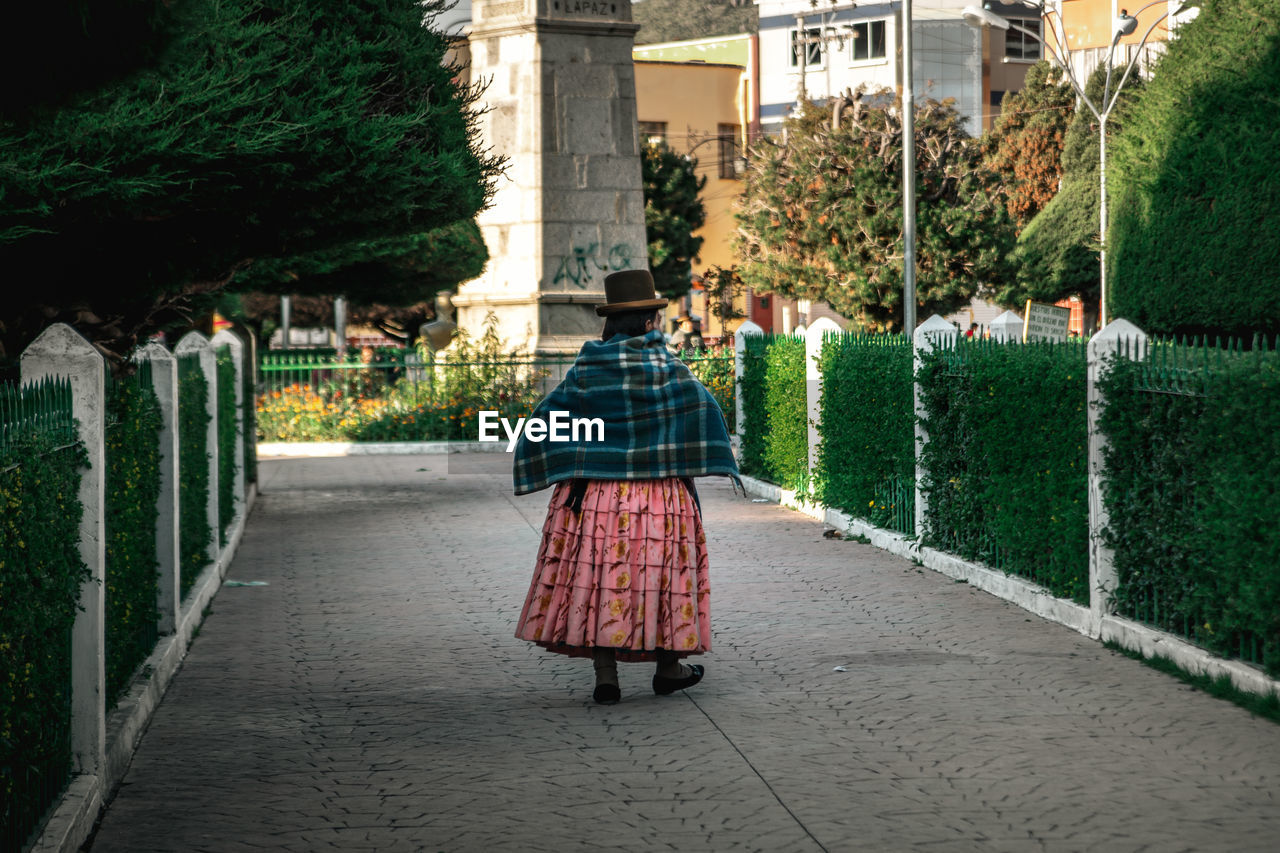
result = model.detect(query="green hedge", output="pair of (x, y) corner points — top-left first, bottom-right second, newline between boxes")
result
(738, 334), (807, 490)
(918, 339), (1089, 603)
(177, 353), (212, 597)
(215, 346), (238, 545)
(0, 379), (87, 849)
(104, 368), (163, 706)
(242, 337), (257, 486)
(815, 333), (915, 534)
(1099, 339), (1280, 675)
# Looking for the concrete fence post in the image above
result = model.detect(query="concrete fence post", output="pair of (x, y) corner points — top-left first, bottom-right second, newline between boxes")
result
(211, 329), (246, 523)
(804, 318), (842, 479)
(20, 323), (106, 775)
(912, 315), (958, 542)
(134, 343), (181, 636)
(733, 320), (764, 441)
(990, 310), (1024, 344)
(1087, 319), (1148, 634)
(174, 332), (220, 571)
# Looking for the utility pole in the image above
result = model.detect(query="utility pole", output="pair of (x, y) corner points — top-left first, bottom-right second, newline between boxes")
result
(902, 0), (916, 333)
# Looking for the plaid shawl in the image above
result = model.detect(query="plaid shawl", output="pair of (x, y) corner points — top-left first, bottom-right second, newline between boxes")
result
(513, 330), (739, 495)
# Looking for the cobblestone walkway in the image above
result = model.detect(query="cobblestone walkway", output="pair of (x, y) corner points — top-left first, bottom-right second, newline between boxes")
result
(87, 454), (1280, 852)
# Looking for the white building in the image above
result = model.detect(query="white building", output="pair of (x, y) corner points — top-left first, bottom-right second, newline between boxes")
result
(755, 0), (1034, 137)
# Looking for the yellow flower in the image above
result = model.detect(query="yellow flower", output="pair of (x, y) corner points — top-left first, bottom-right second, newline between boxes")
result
(609, 599), (625, 616)
(683, 634), (697, 649)
(611, 630), (627, 645)
(617, 572), (630, 588)
(680, 602), (694, 619)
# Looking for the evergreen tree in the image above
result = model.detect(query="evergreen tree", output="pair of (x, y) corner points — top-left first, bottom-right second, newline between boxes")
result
(734, 92), (1013, 331)
(980, 61), (1075, 231)
(1109, 0), (1280, 338)
(642, 142), (707, 299)
(0, 0), (502, 362)
(1003, 66), (1142, 318)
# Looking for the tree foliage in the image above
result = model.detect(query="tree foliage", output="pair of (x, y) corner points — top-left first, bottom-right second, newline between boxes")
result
(0, 1), (175, 116)
(734, 92), (1014, 332)
(232, 219), (488, 308)
(633, 0), (757, 45)
(0, 0), (502, 362)
(642, 142), (707, 299)
(981, 61), (1075, 231)
(1002, 66), (1142, 315)
(1109, 0), (1280, 338)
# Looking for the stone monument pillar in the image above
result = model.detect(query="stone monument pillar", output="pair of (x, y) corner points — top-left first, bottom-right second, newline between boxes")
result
(455, 0), (649, 355)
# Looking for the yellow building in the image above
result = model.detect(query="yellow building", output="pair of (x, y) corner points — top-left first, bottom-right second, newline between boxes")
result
(634, 36), (763, 342)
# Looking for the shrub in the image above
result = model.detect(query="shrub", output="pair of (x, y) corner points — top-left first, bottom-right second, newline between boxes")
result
(177, 353), (212, 596)
(1108, 0), (1280, 338)
(815, 333), (914, 534)
(0, 379), (87, 848)
(215, 346), (238, 545)
(918, 339), (1089, 602)
(104, 368), (162, 706)
(677, 347), (734, 433)
(1099, 338), (1280, 674)
(738, 334), (806, 490)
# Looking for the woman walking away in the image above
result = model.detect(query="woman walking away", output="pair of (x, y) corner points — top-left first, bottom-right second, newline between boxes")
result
(513, 269), (740, 704)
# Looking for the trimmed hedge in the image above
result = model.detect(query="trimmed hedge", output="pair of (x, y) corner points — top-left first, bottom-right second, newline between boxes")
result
(1109, 0), (1280, 339)
(738, 334), (807, 490)
(0, 380), (87, 850)
(917, 339), (1089, 603)
(104, 368), (162, 706)
(242, 336), (257, 487)
(815, 333), (915, 534)
(177, 353), (212, 597)
(215, 345), (238, 545)
(1099, 339), (1280, 675)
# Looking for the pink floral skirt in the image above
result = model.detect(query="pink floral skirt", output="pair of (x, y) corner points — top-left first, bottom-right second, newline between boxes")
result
(515, 478), (711, 662)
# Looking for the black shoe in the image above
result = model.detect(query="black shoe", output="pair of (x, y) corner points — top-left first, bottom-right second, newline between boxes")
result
(593, 683), (621, 705)
(652, 664), (704, 696)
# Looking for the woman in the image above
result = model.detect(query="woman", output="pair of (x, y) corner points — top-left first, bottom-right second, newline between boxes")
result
(513, 269), (740, 704)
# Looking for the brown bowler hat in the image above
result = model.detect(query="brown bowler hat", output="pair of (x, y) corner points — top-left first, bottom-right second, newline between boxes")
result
(596, 269), (668, 316)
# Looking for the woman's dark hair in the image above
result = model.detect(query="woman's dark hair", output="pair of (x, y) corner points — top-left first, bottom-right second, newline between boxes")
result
(601, 309), (660, 341)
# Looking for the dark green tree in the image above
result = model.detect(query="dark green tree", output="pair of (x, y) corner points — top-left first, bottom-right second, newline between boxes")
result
(633, 0), (757, 45)
(1004, 66), (1142, 319)
(734, 92), (1014, 332)
(980, 61), (1075, 232)
(0, 0), (502, 363)
(642, 142), (707, 299)
(232, 219), (488, 310)
(1109, 0), (1280, 338)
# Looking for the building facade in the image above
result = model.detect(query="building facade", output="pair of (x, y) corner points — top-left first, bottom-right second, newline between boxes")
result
(755, 0), (1020, 137)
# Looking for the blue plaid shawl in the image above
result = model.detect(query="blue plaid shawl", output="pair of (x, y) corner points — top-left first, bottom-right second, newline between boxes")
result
(513, 330), (739, 495)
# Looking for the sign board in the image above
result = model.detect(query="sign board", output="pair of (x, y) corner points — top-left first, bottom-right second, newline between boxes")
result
(1023, 301), (1070, 343)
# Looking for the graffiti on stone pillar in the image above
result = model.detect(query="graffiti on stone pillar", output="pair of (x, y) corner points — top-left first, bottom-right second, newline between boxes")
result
(552, 242), (635, 287)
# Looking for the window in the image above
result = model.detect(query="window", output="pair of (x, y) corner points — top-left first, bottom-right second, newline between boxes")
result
(848, 19), (887, 62)
(638, 121), (667, 147)
(1005, 19), (1042, 61)
(717, 124), (741, 180)
(789, 27), (823, 68)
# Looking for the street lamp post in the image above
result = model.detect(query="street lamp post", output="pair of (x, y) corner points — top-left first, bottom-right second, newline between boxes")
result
(902, 0), (917, 333)
(963, 1), (1187, 328)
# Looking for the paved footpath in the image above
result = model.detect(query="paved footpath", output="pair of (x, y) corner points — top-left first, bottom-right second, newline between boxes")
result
(87, 454), (1279, 853)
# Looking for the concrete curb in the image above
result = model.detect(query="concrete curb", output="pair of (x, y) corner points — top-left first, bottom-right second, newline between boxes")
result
(258, 441), (508, 457)
(33, 486), (258, 853)
(737, 474), (1280, 701)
